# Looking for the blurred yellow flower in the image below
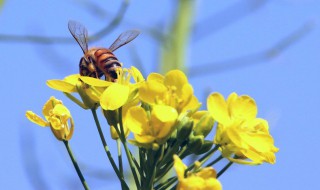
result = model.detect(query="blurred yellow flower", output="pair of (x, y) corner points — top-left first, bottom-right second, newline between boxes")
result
(207, 92), (279, 165)
(173, 155), (222, 190)
(139, 70), (200, 114)
(26, 96), (74, 141)
(125, 105), (178, 148)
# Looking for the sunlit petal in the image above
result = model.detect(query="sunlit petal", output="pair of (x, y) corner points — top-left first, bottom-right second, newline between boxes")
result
(80, 76), (113, 87)
(207, 92), (230, 124)
(25, 111), (49, 127)
(100, 83), (129, 110)
(164, 70), (188, 89)
(125, 107), (149, 134)
(228, 93), (257, 120)
(139, 80), (166, 104)
(46, 80), (76, 93)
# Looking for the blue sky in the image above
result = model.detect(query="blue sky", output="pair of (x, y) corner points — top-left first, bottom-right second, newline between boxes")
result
(1, 0), (320, 189)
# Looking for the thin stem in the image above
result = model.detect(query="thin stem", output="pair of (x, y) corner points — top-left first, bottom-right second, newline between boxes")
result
(63, 140), (90, 190)
(90, 109), (128, 190)
(139, 148), (146, 187)
(118, 107), (141, 190)
(206, 155), (223, 167)
(184, 145), (220, 173)
(217, 161), (233, 178)
(117, 139), (124, 189)
(155, 176), (177, 190)
(63, 92), (88, 109)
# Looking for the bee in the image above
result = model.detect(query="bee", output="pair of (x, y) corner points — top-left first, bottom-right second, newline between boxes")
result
(68, 20), (140, 81)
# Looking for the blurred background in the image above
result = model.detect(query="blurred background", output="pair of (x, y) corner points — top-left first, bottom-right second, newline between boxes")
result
(1, 0), (319, 189)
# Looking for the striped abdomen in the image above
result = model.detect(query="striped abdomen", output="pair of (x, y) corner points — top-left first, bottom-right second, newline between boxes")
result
(94, 48), (122, 81)
(79, 56), (103, 78)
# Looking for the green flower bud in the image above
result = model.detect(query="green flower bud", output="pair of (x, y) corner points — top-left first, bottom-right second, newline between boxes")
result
(177, 117), (193, 141)
(193, 113), (214, 138)
(152, 143), (160, 151)
(193, 140), (213, 155)
(187, 135), (204, 153)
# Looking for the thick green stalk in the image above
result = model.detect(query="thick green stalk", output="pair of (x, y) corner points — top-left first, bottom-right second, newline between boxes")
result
(63, 140), (90, 190)
(160, 0), (194, 73)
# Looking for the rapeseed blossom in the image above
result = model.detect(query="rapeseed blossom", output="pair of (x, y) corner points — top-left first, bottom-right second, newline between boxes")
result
(173, 155), (222, 190)
(139, 70), (200, 114)
(207, 92), (278, 165)
(26, 96), (74, 141)
(125, 104), (178, 148)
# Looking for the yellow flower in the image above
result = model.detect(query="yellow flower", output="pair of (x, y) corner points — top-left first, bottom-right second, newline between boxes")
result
(173, 155), (222, 190)
(47, 74), (109, 109)
(207, 92), (279, 165)
(81, 66), (144, 111)
(139, 70), (200, 114)
(125, 105), (178, 148)
(26, 96), (74, 141)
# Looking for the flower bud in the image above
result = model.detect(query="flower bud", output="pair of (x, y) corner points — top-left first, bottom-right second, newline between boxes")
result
(187, 134), (204, 153)
(176, 117), (193, 141)
(193, 140), (213, 155)
(193, 112), (214, 138)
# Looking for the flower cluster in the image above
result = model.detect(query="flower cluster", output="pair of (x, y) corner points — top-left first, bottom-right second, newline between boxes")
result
(26, 66), (278, 190)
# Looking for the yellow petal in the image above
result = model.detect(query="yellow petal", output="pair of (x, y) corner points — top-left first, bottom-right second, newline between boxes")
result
(207, 92), (230, 124)
(135, 134), (155, 144)
(26, 111), (49, 127)
(181, 95), (201, 115)
(139, 80), (166, 105)
(42, 96), (62, 120)
(147, 73), (164, 83)
(228, 93), (257, 120)
(164, 70), (188, 90)
(64, 74), (81, 85)
(100, 83), (129, 110)
(196, 167), (217, 179)
(52, 104), (71, 118)
(151, 105), (178, 138)
(125, 107), (149, 135)
(179, 83), (193, 107)
(130, 66), (145, 82)
(65, 118), (74, 141)
(173, 155), (187, 181)
(46, 80), (76, 93)
(80, 76), (112, 87)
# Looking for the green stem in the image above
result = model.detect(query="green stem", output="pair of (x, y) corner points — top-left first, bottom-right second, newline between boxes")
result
(157, 146), (221, 190)
(184, 145), (220, 173)
(90, 109), (128, 190)
(63, 92), (88, 109)
(139, 148), (146, 187)
(206, 155), (223, 167)
(160, 0), (194, 73)
(118, 107), (141, 190)
(63, 140), (90, 190)
(155, 176), (176, 190)
(217, 161), (233, 178)
(117, 139), (124, 189)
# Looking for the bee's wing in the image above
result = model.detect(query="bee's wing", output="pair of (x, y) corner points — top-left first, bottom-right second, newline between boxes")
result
(68, 20), (89, 53)
(109, 30), (140, 52)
